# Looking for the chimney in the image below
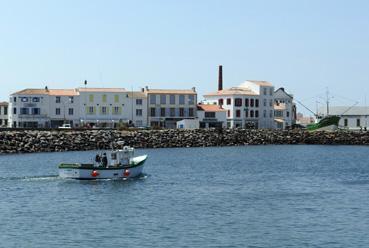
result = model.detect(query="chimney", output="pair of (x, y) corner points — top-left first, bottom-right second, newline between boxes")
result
(218, 65), (223, 91)
(192, 87), (196, 92)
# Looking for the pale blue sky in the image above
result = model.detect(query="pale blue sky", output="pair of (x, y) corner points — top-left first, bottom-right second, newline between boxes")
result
(1, 0), (369, 114)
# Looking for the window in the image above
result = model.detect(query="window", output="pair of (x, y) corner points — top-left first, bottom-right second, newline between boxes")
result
(226, 98), (231, 105)
(188, 95), (194, 105)
(245, 110), (248, 118)
(102, 95), (107, 103)
(13, 108), (17, 115)
(101, 107), (107, 114)
(179, 95), (185, 105)
(150, 108), (156, 117)
(68, 108), (74, 115)
(69, 96), (74, 103)
(344, 119), (348, 127)
(150, 95), (156, 104)
(20, 108), (29, 115)
(170, 95), (175, 105)
(136, 99), (143, 105)
(270, 99), (273, 107)
(13, 97), (17, 102)
(205, 112), (216, 118)
(287, 111), (290, 117)
(189, 108), (194, 117)
(245, 98), (249, 107)
(89, 95), (94, 103)
(88, 106), (94, 114)
(357, 118), (361, 127)
(55, 108), (61, 115)
(250, 110), (254, 118)
(32, 108), (40, 115)
(56, 96), (61, 103)
(264, 99), (267, 106)
(227, 110), (230, 117)
(32, 97), (40, 102)
(255, 99), (259, 107)
(113, 107), (119, 114)
(160, 95), (166, 104)
(263, 88), (267, 95)
(21, 97), (28, 102)
(218, 99), (224, 105)
(236, 109), (241, 117)
(136, 109), (143, 116)
(179, 108), (184, 117)
(160, 108), (166, 117)
(114, 95), (119, 103)
(235, 98), (242, 107)
(4, 107), (7, 115)
(255, 110), (259, 118)
(263, 110), (266, 118)
(250, 99), (254, 107)
(136, 120), (143, 127)
(170, 108), (175, 117)
(275, 110), (283, 117)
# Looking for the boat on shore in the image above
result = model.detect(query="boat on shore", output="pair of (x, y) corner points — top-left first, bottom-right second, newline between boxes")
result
(58, 146), (147, 180)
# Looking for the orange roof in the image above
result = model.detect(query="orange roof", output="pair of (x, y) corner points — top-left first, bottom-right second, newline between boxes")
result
(48, 89), (79, 96)
(145, 89), (196, 94)
(78, 88), (126, 93)
(13, 89), (49, 95)
(204, 87), (257, 96)
(197, 104), (227, 112)
(274, 103), (286, 110)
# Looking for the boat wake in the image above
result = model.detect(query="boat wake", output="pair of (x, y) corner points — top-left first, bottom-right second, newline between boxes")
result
(0, 175), (60, 182)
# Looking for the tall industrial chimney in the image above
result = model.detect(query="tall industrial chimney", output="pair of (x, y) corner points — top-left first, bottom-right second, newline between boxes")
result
(218, 65), (223, 91)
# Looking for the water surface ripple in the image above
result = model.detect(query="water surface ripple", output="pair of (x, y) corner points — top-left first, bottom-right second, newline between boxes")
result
(1, 145), (369, 247)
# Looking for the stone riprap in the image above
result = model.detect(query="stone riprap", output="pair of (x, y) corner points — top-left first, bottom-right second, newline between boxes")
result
(1, 129), (369, 154)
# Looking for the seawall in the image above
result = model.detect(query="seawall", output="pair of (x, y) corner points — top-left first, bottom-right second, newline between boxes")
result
(1, 129), (369, 154)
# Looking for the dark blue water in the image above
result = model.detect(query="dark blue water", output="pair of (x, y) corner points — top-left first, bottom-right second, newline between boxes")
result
(1, 145), (369, 247)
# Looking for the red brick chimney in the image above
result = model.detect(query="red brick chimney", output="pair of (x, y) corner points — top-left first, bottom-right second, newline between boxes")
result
(218, 65), (223, 91)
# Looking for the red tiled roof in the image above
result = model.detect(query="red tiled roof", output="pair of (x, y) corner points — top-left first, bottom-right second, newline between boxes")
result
(197, 104), (227, 112)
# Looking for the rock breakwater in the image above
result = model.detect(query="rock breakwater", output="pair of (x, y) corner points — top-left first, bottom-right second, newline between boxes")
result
(1, 129), (369, 154)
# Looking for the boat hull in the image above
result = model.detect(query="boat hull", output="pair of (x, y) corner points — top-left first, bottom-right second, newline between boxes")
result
(58, 155), (147, 180)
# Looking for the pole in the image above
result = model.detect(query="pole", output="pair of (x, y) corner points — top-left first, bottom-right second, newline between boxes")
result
(326, 87), (329, 116)
(131, 86), (134, 126)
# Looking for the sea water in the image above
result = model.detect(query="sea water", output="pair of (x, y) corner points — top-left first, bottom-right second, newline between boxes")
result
(1, 145), (369, 247)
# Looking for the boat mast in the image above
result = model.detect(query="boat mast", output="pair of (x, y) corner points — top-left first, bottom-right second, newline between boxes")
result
(326, 87), (330, 116)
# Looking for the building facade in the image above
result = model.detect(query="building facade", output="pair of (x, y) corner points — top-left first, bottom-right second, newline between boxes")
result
(144, 87), (197, 128)
(203, 80), (275, 129)
(318, 106), (369, 130)
(9, 87), (147, 128)
(0, 102), (8, 127)
(273, 87), (297, 129)
(197, 104), (227, 128)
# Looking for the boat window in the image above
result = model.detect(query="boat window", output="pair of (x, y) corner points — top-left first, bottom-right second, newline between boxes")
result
(111, 153), (117, 160)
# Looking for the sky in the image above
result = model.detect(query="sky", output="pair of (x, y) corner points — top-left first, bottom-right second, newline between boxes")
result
(1, 0), (369, 115)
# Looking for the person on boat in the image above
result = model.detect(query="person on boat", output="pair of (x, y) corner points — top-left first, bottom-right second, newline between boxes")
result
(95, 154), (101, 163)
(102, 153), (108, 167)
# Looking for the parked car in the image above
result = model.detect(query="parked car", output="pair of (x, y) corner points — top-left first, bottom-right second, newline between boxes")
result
(59, 124), (72, 129)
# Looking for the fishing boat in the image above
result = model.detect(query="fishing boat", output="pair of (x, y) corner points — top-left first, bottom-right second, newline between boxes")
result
(58, 146), (147, 180)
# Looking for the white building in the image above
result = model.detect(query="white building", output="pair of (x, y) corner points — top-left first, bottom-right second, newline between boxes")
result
(318, 106), (369, 130)
(204, 80), (275, 129)
(9, 87), (148, 128)
(144, 87), (197, 128)
(176, 119), (200, 129)
(197, 104), (227, 128)
(0, 102), (8, 127)
(273, 87), (297, 129)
